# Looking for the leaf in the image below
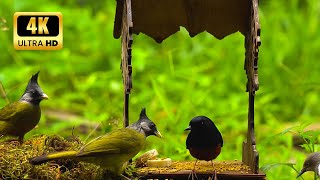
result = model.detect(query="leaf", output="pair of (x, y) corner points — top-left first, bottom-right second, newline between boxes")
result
(261, 162), (297, 173)
(300, 130), (320, 146)
(299, 144), (312, 152)
(297, 122), (313, 132)
(280, 125), (299, 135)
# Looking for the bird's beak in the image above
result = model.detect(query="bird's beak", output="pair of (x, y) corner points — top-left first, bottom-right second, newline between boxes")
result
(296, 168), (306, 178)
(41, 93), (49, 100)
(154, 130), (162, 138)
(184, 126), (191, 131)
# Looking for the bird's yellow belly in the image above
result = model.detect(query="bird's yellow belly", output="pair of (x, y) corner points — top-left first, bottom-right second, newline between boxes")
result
(80, 150), (140, 174)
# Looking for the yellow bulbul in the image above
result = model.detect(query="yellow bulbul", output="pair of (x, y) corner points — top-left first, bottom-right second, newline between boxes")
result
(29, 108), (161, 176)
(0, 72), (48, 143)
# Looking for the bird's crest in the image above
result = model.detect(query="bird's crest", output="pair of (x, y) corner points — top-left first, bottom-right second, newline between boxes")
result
(20, 71), (48, 105)
(24, 71), (41, 93)
(30, 71), (40, 84)
(26, 71), (40, 90)
(139, 107), (147, 119)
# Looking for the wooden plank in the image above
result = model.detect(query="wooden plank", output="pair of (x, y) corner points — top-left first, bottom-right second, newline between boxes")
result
(137, 161), (266, 179)
(242, 0), (261, 173)
(121, 0), (134, 127)
(114, 0), (250, 42)
(138, 173), (266, 180)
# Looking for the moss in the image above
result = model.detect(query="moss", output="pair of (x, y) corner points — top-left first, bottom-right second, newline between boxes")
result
(0, 135), (129, 180)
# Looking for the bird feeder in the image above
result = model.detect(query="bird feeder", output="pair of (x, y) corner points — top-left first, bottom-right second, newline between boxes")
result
(113, 0), (265, 179)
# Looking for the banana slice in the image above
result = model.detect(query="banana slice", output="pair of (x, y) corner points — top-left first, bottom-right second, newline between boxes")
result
(135, 149), (159, 167)
(147, 158), (172, 168)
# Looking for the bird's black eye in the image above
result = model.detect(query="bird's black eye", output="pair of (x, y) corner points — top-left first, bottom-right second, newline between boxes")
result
(150, 123), (155, 129)
(201, 121), (204, 125)
(305, 162), (309, 166)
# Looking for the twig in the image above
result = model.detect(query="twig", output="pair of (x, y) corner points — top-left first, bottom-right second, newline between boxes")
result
(0, 81), (10, 104)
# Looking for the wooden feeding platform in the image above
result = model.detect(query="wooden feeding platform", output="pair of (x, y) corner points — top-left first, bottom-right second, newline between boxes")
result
(137, 161), (266, 180)
(113, 0), (265, 179)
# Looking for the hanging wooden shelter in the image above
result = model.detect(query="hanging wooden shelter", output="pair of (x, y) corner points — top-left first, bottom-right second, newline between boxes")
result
(113, 0), (264, 179)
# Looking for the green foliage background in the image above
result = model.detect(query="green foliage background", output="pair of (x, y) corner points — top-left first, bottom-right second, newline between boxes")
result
(1, 0), (320, 179)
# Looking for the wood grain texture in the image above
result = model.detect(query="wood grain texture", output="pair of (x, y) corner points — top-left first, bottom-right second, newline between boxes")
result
(114, 0), (250, 42)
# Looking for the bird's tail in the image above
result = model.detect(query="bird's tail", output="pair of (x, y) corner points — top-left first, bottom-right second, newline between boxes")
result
(29, 150), (78, 165)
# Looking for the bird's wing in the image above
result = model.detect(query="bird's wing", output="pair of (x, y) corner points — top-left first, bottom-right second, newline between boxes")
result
(0, 101), (34, 122)
(77, 128), (145, 157)
(0, 102), (19, 121)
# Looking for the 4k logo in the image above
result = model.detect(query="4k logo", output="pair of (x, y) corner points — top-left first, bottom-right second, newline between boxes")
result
(13, 12), (63, 50)
(26, 17), (50, 35)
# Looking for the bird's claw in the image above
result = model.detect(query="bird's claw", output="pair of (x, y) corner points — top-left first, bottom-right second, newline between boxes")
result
(120, 174), (131, 180)
(209, 170), (218, 180)
(188, 170), (198, 180)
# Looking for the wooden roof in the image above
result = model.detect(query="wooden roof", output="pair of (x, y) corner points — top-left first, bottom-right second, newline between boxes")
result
(113, 0), (250, 43)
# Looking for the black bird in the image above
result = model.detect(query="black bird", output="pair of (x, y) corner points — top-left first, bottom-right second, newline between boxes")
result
(185, 116), (223, 179)
(0, 72), (48, 144)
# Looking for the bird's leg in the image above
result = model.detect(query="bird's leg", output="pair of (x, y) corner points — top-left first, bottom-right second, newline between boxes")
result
(0, 134), (3, 139)
(210, 160), (218, 180)
(120, 174), (131, 180)
(18, 136), (24, 145)
(188, 160), (198, 180)
(213, 171), (217, 180)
